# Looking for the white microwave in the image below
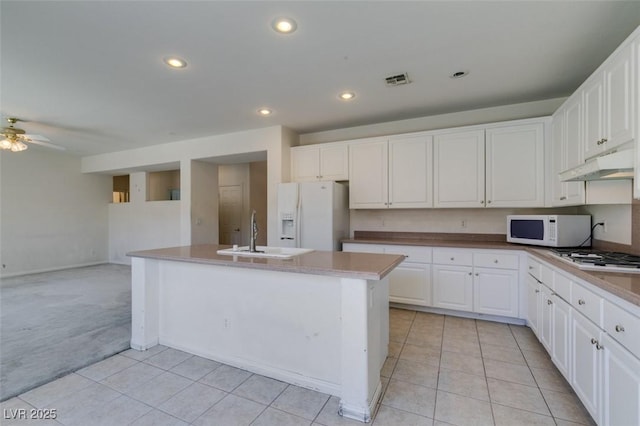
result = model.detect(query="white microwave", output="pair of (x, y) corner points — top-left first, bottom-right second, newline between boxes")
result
(507, 215), (591, 247)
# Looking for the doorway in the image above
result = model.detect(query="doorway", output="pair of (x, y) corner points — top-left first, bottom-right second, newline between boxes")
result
(219, 184), (243, 245)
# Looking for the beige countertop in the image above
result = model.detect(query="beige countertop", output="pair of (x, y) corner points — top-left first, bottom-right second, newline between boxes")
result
(344, 233), (640, 307)
(128, 244), (405, 281)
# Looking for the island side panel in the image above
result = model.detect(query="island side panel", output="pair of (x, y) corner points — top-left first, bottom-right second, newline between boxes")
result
(157, 260), (343, 395)
(131, 257), (160, 350)
(339, 277), (389, 423)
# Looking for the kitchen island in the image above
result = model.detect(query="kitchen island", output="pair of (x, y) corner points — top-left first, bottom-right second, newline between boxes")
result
(127, 244), (404, 423)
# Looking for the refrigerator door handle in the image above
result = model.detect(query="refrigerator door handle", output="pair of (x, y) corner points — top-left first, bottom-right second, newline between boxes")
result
(295, 185), (302, 248)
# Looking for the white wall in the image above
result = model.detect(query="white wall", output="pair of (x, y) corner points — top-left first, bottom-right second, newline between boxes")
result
(82, 125), (295, 252)
(0, 149), (110, 277)
(580, 204), (632, 245)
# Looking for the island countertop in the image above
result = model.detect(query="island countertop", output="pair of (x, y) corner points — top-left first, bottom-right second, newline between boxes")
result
(128, 244), (405, 281)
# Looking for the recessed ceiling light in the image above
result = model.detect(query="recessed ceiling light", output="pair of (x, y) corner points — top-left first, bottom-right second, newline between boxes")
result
(339, 91), (355, 101)
(272, 17), (297, 34)
(450, 70), (469, 79)
(258, 108), (273, 116)
(164, 57), (187, 69)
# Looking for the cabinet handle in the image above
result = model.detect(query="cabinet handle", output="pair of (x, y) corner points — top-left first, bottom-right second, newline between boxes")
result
(601, 138), (608, 144)
(591, 338), (597, 345)
(578, 299), (586, 305)
(487, 200), (492, 204)
(560, 196), (567, 200)
(596, 343), (604, 350)
(494, 259), (498, 264)
(547, 299), (553, 305)
(529, 266), (533, 270)
(468, 272), (472, 276)
(480, 200), (484, 204)
(535, 289), (540, 293)
(596, 139), (602, 145)
(475, 273), (479, 276)
(615, 325), (625, 333)
(450, 257), (455, 261)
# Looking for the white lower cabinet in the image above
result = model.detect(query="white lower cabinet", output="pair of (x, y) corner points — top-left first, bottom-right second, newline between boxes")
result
(551, 293), (572, 381)
(432, 264), (473, 312)
(473, 267), (519, 317)
(602, 333), (640, 426)
(526, 253), (640, 426)
(388, 262), (431, 306)
(571, 309), (603, 423)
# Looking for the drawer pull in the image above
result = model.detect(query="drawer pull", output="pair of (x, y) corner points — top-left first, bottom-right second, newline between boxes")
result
(494, 259), (498, 264)
(529, 266), (533, 270)
(535, 289), (540, 294)
(591, 338), (597, 345)
(547, 300), (553, 305)
(596, 343), (604, 350)
(615, 325), (625, 333)
(450, 257), (455, 261)
(578, 299), (586, 305)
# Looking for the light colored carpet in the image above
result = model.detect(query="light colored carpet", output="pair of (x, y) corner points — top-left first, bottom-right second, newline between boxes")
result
(0, 264), (131, 401)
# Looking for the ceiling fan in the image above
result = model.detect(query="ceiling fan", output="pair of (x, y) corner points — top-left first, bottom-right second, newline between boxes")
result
(0, 117), (65, 152)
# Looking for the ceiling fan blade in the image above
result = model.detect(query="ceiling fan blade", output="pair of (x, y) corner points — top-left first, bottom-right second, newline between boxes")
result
(27, 139), (66, 151)
(23, 133), (50, 142)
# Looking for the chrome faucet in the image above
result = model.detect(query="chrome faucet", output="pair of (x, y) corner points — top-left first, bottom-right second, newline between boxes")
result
(249, 210), (258, 252)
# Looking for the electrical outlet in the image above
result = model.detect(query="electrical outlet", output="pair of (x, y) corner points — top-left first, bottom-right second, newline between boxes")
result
(602, 220), (607, 233)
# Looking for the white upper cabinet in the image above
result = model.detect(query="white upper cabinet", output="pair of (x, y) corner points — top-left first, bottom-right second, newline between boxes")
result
(434, 120), (545, 208)
(485, 122), (545, 207)
(583, 41), (635, 159)
(551, 97), (585, 206)
(434, 130), (485, 208)
(291, 142), (349, 182)
(388, 135), (433, 208)
(349, 134), (433, 209)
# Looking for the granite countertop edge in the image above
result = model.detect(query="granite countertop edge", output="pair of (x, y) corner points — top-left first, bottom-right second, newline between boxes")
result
(128, 245), (405, 281)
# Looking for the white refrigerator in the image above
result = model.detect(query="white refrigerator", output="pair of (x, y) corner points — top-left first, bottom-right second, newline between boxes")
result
(277, 182), (349, 251)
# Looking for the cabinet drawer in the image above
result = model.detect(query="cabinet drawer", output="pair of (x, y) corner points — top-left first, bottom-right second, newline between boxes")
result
(383, 245), (432, 263)
(603, 300), (640, 359)
(553, 272), (571, 302)
(528, 257), (541, 281)
(571, 283), (603, 326)
(342, 243), (384, 254)
(433, 249), (472, 266)
(473, 252), (519, 269)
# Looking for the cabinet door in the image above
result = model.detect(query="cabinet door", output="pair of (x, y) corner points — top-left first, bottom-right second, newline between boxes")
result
(551, 107), (566, 205)
(291, 147), (320, 182)
(319, 144), (349, 181)
(571, 310), (602, 423)
(526, 275), (541, 337)
(540, 286), (554, 352)
(551, 294), (572, 381)
(563, 96), (586, 204)
(389, 262), (431, 306)
(349, 139), (388, 208)
(433, 130), (485, 208)
(432, 264), (473, 312)
(473, 267), (519, 317)
(388, 135), (433, 208)
(486, 123), (544, 207)
(604, 42), (634, 149)
(602, 334), (640, 426)
(583, 75), (606, 159)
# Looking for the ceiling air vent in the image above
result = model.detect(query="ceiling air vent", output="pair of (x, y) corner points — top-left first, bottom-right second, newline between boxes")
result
(385, 73), (410, 86)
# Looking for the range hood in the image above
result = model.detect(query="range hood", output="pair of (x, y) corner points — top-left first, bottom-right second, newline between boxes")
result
(559, 148), (634, 182)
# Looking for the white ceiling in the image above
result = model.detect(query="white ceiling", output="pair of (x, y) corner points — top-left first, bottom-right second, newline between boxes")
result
(1, 1), (639, 156)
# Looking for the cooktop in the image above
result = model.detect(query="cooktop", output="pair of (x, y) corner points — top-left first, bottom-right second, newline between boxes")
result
(550, 248), (640, 273)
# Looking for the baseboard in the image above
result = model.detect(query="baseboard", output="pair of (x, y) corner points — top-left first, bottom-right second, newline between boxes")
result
(0, 261), (111, 280)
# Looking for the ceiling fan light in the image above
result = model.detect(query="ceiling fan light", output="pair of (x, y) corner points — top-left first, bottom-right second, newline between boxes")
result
(0, 139), (12, 150)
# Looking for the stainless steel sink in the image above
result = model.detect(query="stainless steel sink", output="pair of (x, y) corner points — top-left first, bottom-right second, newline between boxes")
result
(216, 246), (314, 259)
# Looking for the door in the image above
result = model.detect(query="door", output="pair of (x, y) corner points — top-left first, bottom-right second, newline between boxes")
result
(388, 135), (433, 208)
(604, 42), (634, 149)
(571, 310), (602, 422)
(432, 264), (473, 312)
(474, 267), (519, 317)
(388, 262), (431, 306)
(540, 286), (553, 351)
(319, 144), (349, 181)
(291, 147), (320, 182)
(551, 294), (572, 381)
(219, 184), (243, 245)
(349, 138), (388, 208)
(485, 123), (544, 207)
(583, 75), (605, 158)
(526, 275), (541, 337)
(563, 96), (586, 204)
(433, 130), (485, 208)
(602, 334), (640, 426)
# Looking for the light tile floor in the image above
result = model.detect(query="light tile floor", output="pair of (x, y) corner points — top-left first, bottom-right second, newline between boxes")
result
(1, 309), (595, 425)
